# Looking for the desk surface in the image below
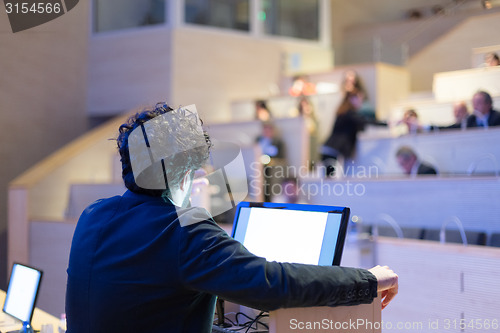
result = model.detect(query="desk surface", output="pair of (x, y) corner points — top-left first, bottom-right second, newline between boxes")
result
(0, 290), (60, 332)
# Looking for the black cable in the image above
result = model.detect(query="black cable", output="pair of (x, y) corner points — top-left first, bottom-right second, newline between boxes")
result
(214, 310), (269, 332)
(243, 311), (269, 333)
(212, 314), (236, 328)
(223, 315), (236, 327)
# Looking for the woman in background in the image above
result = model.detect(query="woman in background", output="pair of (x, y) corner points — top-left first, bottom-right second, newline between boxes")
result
(321, 90), (366, 176)
(342, 70), (376, 121)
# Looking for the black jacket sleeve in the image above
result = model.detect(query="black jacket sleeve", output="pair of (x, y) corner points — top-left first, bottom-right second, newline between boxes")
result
(177, 216), (378, 311)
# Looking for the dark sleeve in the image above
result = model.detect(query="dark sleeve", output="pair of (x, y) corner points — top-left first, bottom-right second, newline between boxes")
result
(418, 163), (437, 175)
(177, 217), (377, 311)
(466, 115), (476, 128)
(355, 113), (367, 132)
(489, 110), (500, 126)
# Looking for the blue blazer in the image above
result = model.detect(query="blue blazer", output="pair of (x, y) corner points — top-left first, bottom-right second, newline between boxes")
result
(66, 190), (377, 333)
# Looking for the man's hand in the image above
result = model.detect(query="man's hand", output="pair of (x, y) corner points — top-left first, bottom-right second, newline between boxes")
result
(368, 265), (398, 309)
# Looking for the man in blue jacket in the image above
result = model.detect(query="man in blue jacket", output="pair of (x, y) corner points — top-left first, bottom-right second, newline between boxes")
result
(66, 103), (398, 333)
(467, 90), (500, 128)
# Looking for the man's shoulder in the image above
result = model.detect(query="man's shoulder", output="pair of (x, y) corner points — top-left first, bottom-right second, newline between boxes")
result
(489, 109), (500, 125)
(418, 162), (437, 175)
(466, 114), (477, 127)
(176, 206), (214, 227)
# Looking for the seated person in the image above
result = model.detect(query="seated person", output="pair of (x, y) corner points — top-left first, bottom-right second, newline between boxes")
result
(256, 121), (285, 201)
(442, 101), (469, 130)
(466, 90), (500, 128)
(65, 103), (398, 332)
(396, 146), (437, 176)
(271, 177), (304, 204)
(255, 121), (285, 161)
(255, 100), (272, 122)
(485, 52), (500, 67)
(397, 109), (434, 134)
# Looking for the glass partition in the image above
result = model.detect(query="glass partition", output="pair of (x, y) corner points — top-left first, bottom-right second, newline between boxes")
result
(184, 0), (250, 32)
(262, 0), (319, 40)
(93, 0), (166, 33)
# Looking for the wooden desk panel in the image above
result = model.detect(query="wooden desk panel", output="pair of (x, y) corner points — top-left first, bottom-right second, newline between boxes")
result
(376, 237), (500, 333)
(0, 290), (60, 332)
(269, 295), (382, 333)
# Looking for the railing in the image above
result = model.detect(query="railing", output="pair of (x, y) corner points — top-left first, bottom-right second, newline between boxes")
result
(440, 216), (467, 245)
(372, 213), (404, 239)
(467, 153), (499, 176)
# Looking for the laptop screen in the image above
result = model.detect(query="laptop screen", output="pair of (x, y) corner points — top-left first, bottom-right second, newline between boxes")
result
(2, 263), (43, 324)
(231, 202), (349, 266)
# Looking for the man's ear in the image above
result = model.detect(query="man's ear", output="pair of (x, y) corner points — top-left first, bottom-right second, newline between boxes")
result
(179, 170), (193, 191)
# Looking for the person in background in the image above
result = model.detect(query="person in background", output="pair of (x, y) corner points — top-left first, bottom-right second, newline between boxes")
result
(321, 90), (366, 176)
(396, 146), (437, 176)
(395, 108), (438, 135)
(289, 74), (316, 97)
(271, 177), (303, 204)
(398, 109), (422, 134)
(296, 96), (319, 169)
(255, 100), (272, 122)
(485, 52), (500, 67)
(342, 70), (376, 121)
(255, 121), (286, 202)
(342, 70), (366, 95)
(255, 121), (285, 161)
(467, 90), (500, 128)
(442, 101), (469, 130)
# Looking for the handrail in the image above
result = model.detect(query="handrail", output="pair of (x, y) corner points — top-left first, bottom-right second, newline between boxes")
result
(467, 153), (499, 176)
(440, 216), (467, 246)
(373, 213), (404, 239)
(9, 113), (131, 188)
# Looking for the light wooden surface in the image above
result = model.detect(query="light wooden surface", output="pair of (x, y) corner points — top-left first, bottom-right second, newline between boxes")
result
(409, 11), (500, 92)
(7, 112), (130, 283)
(433, 66), (500, 102)
(269, 295), (381, 333)
(7, 188), (29, 273)
(376, 237), (500, 333)
(9, 113), (129, 189)
(29, 221), (77, 317)
(0, 290), (60, 332)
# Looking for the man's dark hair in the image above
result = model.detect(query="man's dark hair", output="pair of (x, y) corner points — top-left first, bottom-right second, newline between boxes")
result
(395, 146), (417, 160)
(117, 103), (212, 197)
(475, 90), (493, 106)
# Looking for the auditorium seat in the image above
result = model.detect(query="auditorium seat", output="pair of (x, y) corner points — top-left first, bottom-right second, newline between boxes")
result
(375, 225), (401, 238)
(488, 233), (500, 247)
(370, 226), (423, 240)
(401, 227), (424, 240)
(423, 229), (487, 245)
(356, 224), (372, 235)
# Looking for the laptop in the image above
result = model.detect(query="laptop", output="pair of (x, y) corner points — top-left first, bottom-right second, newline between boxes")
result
(214, 202), (350, 331)
(1, 263), (43, 332)
(231, 201), (350, 266)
